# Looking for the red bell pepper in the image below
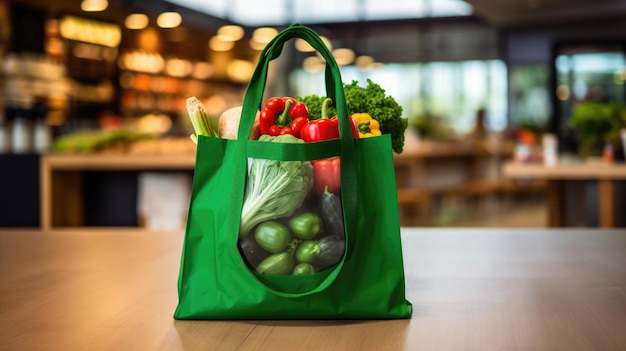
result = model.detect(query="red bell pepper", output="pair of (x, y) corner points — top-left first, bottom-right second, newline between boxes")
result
(300, 118), (340, 142)
(311, 156), (341, 194)
(259, 97), (309, 137)
(300, 98), (359, 142)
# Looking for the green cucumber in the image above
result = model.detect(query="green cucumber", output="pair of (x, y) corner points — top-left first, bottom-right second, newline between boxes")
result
(256, 252), (295, 275)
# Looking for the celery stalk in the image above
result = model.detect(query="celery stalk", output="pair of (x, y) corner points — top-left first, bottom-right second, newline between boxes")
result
(186, 96), (219, 140)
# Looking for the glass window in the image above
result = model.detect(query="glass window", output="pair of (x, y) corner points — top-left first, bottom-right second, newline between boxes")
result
(228, 0), (288, 26)
(509, 64), (550, 128)
(293, 0), (360, 23)
(429, 0), (474, 17)
(165, 0), (472, 25)
(290, 59), (507, 134)
(165, 0), (227, 18)
(487, 60), (509, 131)
(555, 50), (626, 121)
(364, 0), (428, 20)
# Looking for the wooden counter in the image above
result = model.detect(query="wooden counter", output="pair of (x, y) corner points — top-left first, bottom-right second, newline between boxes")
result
(503, 161), (626, 179)
(40, 153), (195, 230)
(503, 161), (626, 227)
(39, 140), (543, 229)
(394, 140), (544, 226)
(1, 228), (625, 350)
(42, 153), (196, 170)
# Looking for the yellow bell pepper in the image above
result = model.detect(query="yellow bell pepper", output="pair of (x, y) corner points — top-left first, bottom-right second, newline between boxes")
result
(352, 113), (382, 138)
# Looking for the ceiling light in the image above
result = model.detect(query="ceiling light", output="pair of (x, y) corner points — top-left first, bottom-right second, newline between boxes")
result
(355, 55), (374, 69)
(252, 27), (278, 45)
(209, 36), (234, 51)
(165, 57), (193, 77)
(295, 38), (314, 52)
(333, 48), (355, 66)
(157, 11), (182, 28)
(217, 25), (244, 41)
(303, 56), (325, 73)
(81, 0), (108, 12)
(556, 85), (570, 101)
(192, 62), (214, 80)
(59, 15), (121, 47)
(204, 95), (227, 116)
(249, 38), (266, 51)
(125, 13), (149, 30)
(227, 60), (254, 83)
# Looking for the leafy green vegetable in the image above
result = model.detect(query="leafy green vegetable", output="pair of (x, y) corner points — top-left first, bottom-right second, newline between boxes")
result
(297, 93), (326, 119)
(239, 134), (313, 236)
(297, 79), (408, 153)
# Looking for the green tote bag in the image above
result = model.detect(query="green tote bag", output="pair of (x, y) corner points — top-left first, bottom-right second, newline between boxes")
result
(174, 24), (412, 320)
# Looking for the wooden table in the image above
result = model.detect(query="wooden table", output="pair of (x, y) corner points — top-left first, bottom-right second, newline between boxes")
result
(503, 161), (626, 228)
(1, 228), (625, 350)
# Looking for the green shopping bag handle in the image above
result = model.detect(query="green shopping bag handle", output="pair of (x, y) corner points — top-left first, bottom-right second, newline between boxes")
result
(237, 24), (353, 142)
(233, 24), (358, 298)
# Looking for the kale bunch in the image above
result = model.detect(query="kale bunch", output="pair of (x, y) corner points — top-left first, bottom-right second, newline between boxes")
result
(297, 79), (408, 153)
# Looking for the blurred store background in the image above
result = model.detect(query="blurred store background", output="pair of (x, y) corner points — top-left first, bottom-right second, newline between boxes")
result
(0, 0), (625, 230)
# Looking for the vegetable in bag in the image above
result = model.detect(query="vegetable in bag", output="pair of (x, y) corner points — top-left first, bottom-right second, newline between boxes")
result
(239, 134), (313, 236)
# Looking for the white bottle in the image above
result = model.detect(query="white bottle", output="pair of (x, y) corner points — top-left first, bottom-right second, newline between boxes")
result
(542, 134), (558, 167)
(33, 119), (51, 153)
(32, 100), (51, 153)
(11, 108), (32, 154)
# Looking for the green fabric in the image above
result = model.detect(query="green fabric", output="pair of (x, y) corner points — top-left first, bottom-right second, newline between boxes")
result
(174, 24), (412, 319)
